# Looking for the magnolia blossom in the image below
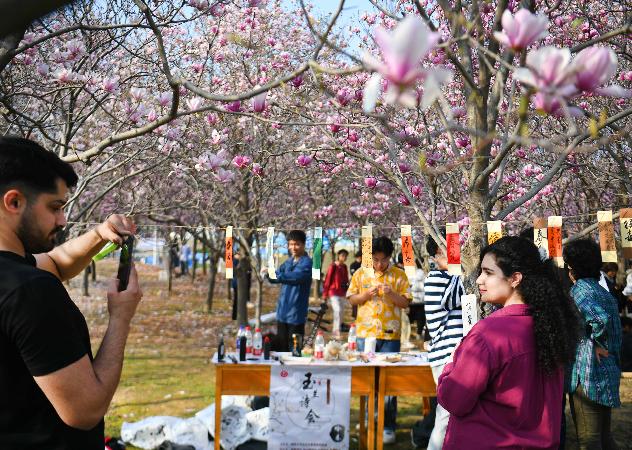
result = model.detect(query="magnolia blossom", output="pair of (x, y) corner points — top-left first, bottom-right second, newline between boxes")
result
(252, 163), (264, 177)
(571, 46), (632, 98)
(251, 89), (267, 112)
(514, 47), (578, 115)
(186, 97), (203, 111)
(53, 68), (74, 83)
(410, 185), (422, 197)
(232, 155), (251, 168)
(397, 162), (411, 173)
(225, 101), (241, 112)
(215, 168), (235, 183)
(493, 9), (548, 51)
(364, 177), (378, 188)
(208, 150), (228, 170)
(296, 154), (312, 167)
(516, 45), (631, 115)
(291, 75), (303, 88)
(36, 62), (49, 76)
(102, 77), (118, 93)
(397, 194), (410, 206)
(362, 15), (452, 112)
(157, 91), (173, 107)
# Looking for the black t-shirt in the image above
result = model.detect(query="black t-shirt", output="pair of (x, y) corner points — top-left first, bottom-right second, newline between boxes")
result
(349, 261), (361, 276)
(0, 251), (104, 449)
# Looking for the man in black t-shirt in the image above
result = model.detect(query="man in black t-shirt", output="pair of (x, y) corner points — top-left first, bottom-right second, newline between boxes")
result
(0, 136), (143, 450)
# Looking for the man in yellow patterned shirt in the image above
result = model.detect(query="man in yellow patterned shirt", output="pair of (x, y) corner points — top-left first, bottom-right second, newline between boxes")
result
(346, 236), (411, 444)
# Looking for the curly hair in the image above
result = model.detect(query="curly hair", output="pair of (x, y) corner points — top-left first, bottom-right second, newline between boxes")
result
(481, 236), (580, 374)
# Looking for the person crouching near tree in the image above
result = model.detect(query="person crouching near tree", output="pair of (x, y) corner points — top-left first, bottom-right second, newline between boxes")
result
(437, 236), (580, 449)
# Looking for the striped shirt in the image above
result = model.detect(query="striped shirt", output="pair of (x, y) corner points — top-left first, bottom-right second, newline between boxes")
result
(424, 270), (464, 367)
(568, 278), (621, 407)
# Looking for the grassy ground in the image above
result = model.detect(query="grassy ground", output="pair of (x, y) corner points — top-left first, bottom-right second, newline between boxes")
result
(68, 261), (632, 449)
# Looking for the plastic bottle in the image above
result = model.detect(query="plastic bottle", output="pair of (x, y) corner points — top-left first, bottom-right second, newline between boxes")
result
(314, 331), (325, 359)
(245, 326), (253, 354)
(253, 328), (263, 357)
(218, 335), (225, 362)
(347, 324), (357, 351)
(236, 326), (244, 350)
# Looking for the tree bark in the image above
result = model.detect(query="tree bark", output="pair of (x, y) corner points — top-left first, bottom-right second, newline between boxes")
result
(206, 252), (219, 313)
(82, 266), (90, 297)
(235, 253), (251, 327)
(191, 236), (198, 282)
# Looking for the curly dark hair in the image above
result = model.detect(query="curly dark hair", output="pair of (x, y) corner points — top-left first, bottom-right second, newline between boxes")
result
(481, 236), (580, 374)
(562, 238), (601, 280)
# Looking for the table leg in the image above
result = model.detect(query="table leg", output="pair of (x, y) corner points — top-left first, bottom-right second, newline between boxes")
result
(214, 366), (222, 450)
(376, 367), (385, 449)
(422, 396), (431, 416)
(359, 396), (366, 450)
(368, 368), (376, 450)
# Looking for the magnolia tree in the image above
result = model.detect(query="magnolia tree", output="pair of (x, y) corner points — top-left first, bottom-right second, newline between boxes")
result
(1, 0), (630, 309)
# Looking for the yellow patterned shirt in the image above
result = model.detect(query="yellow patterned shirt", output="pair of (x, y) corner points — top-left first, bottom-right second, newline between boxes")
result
(346, 265), (411, 340)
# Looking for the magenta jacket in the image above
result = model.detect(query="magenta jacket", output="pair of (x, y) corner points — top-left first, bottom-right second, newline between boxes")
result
(437, 304), (564, 450)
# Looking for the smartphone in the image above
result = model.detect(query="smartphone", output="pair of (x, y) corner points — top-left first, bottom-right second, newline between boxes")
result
(116, 236), (135, 292)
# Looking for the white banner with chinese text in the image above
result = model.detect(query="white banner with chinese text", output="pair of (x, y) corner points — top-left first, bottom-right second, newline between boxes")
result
(268, 365), (351, 450)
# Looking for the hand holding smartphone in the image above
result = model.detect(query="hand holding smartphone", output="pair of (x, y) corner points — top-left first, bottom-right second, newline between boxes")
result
(116, 236), (135, 292)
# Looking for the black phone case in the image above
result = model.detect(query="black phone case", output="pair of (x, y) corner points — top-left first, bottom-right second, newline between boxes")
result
(116, 236), (135, 292)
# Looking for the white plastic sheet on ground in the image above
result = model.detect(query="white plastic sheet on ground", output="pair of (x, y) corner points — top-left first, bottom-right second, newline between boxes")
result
(121, 395), (270, 450)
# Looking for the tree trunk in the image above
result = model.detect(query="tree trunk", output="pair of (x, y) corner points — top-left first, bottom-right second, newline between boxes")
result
(235, 254), (251, 327)
(164, 244), (173, 295)
(91, 260), (96, 282)
(202, 243), (207, 275)
(82, 266), (90, 297)
(255, 277), (263, 329)
(191, 236), (198, 282)
(206, 253), (218, 313)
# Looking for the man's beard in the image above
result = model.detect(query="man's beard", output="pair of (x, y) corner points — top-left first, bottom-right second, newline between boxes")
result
(16, 209), (63, 254)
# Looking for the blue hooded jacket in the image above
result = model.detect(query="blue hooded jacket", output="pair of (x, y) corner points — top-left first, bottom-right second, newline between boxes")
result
(270, 255), (312, 324)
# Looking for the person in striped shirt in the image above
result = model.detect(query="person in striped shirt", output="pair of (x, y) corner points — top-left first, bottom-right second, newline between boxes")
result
(423, 235), (464, 450)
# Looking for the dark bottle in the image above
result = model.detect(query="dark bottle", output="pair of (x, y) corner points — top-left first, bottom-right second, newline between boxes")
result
(218, 335), (225, 362)
(239, 336), (247, 361)
(263, 336), (271, 360)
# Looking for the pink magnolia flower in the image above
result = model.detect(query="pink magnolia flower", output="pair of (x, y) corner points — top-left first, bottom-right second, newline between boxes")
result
(398, 194), (410, 206)
(364, 177), (378, 188)
(186, 97), (203, 111)
(571, 46), (632, 98)
(291, 75), (304, 88)
(362, 15), (452, 112)
(233, 155), (252, 168)
(157, 92), (173, 107)
(102, 77), (118, 93)
(336, 88), (352, 106)
(53, 68), (74, 83)
(493, 9), (548, 51)
(252, 163), (264, 177)
(130, 87), (146, 101)
(208, 150), (228, 170)
(410, 185), (422, 197)
(296, 154), (312, 167)
(225, 101), (242, 112)
(215, 168), (235, 183)
(252, 89), (267, 113)
(36, 62), (49, 76)
(206, 114), (219, 126)
(514, 46), (579, 115)
(398, 162), (411, 173)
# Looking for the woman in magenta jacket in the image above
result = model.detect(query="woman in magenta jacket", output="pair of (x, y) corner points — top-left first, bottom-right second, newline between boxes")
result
(437, 236), (580, 449)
